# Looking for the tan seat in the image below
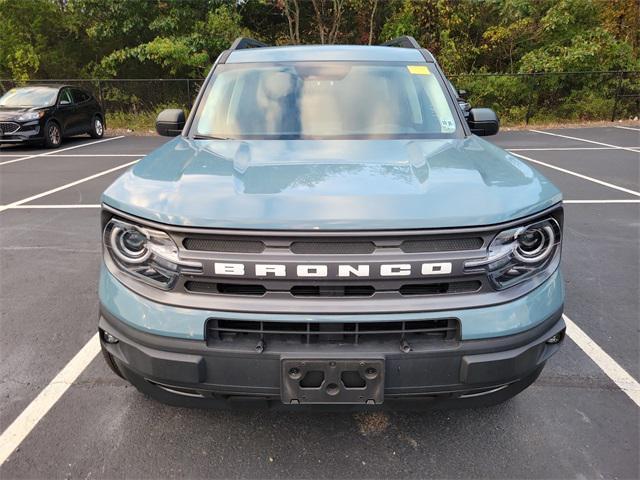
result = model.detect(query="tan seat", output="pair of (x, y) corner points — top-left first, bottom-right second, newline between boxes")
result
(299, 80), (343, 136)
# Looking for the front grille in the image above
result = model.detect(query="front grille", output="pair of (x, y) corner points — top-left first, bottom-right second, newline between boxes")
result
(185, 281), (267, 295)
(206, 318), (459, 349)
(105, 203), (563, 315)
(182, 235), (482, 254)
(184, 280), (481, 297)
(400, 237), (483, 253)
(399, 281), (481, 295)
(290, 285), (376, 297)
(183, 237), (264, 253)
(290, 241), (375, 254)
(0, 122), (20, 135)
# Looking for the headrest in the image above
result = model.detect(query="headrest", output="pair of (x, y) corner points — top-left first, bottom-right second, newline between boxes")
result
(259, 71), (296, 100)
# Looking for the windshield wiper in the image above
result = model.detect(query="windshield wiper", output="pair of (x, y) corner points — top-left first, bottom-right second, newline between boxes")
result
(193, 134), (233, 140)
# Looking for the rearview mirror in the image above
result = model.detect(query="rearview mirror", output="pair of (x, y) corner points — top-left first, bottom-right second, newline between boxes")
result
(458, 89), (468, 100)
(467, 108), (499, 136)
(155, 109), (185, 137)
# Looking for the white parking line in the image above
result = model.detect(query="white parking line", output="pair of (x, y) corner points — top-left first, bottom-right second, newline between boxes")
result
(614, 125), (640, 132)
(0, 136), (125, 166)
(0, 334), (101, 465)
(508, 151), (640, 197)
(0, 159), (139, 213)
(509, 147), (640, 151)
(564, 314), (640, 407)
(529, 129), (640, 153)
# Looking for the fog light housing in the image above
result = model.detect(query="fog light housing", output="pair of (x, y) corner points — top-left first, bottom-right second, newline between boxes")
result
(546, 331), (564, 345)
(103, 331), (119, 344)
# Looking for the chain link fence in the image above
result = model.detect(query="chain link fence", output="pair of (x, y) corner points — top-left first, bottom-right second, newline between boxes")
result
(1, 71), (638, 127)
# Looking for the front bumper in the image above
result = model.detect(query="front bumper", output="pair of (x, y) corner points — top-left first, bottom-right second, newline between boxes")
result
(100, 304), (565, 406)
(0, 123), (43, 143)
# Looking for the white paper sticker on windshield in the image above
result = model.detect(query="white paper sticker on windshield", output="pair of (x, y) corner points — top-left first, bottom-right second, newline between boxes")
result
(441, 119), (455, 132)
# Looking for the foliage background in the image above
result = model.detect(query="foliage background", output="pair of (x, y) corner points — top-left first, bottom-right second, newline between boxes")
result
(1, 0), (638, 126)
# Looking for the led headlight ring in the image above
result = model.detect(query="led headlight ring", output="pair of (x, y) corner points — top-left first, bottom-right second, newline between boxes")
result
(513, 224), (555, 264)
(110, 225), (152, 264)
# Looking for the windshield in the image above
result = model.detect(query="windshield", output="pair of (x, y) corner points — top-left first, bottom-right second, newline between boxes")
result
(193, 62), (459, 140)
(0, 87), (58, 108)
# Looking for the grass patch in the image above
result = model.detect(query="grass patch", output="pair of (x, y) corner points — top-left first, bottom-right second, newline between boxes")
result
(106, 110), (162, 133)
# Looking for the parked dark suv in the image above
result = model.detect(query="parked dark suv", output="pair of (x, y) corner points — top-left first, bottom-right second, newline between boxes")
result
(0, 85), (105, 148)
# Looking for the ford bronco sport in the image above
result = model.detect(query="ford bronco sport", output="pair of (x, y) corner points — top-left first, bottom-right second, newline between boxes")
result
(99, 37), (565, 408)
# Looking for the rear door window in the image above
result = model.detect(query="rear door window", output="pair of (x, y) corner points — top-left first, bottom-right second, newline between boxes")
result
(72, 89), (89, 103)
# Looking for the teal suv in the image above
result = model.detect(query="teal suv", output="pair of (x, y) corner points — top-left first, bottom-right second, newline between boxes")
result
(98, 37), (565, 408)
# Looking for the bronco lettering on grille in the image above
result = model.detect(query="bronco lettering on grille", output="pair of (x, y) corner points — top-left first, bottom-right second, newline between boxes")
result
(212, 262), (452, 277)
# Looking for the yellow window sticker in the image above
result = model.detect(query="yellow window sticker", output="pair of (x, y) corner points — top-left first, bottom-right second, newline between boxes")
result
(407, 65), (430, 75)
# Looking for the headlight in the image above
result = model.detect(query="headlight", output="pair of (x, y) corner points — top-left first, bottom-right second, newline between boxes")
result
(465, 217), (561, 290)
(103, 218), (202, 289)
(16, 111), (45, 122)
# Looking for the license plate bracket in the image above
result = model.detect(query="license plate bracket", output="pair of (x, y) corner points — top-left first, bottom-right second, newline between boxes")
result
(281, 358), (384, 405)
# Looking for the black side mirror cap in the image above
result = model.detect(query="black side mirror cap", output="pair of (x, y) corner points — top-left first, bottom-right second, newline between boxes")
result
(156, 109), (185, 137)
(467, 108), (499, 136)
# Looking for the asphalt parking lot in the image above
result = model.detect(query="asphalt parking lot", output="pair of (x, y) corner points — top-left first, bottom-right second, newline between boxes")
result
(0, 125), (638, 479)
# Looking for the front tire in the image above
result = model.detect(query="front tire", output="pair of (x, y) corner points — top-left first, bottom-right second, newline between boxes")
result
(89, 115), (104, 139)
(43, 120), (62, 148)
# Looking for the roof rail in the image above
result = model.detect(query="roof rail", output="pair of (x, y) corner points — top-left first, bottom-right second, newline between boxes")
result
(380, 35), (435, 63)
(229, 37), (270, 51)
(381, 36), (421, 49)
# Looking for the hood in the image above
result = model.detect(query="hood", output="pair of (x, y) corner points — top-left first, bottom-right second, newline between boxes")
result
(0, 106), (42, 120)
(102, 136), (562, 230)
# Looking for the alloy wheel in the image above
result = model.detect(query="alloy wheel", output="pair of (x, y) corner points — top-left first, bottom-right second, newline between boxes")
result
(49, 124), (61, 145)
(95, 118), (104, 136)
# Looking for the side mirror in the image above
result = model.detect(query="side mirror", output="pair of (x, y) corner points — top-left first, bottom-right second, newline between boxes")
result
(155, 109), (185, 137)
(458, 89), (468, 100)
(467, 108), (499, 136)
(59, 99), (71, 106)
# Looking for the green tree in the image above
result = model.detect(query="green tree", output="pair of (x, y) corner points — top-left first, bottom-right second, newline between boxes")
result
(94, 4), (251, 78)
(0, 0), (88, 80)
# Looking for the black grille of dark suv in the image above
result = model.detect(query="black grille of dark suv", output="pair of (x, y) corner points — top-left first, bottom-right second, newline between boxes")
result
(0, 122), (20, 135)
(206, 318), (459, 350)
